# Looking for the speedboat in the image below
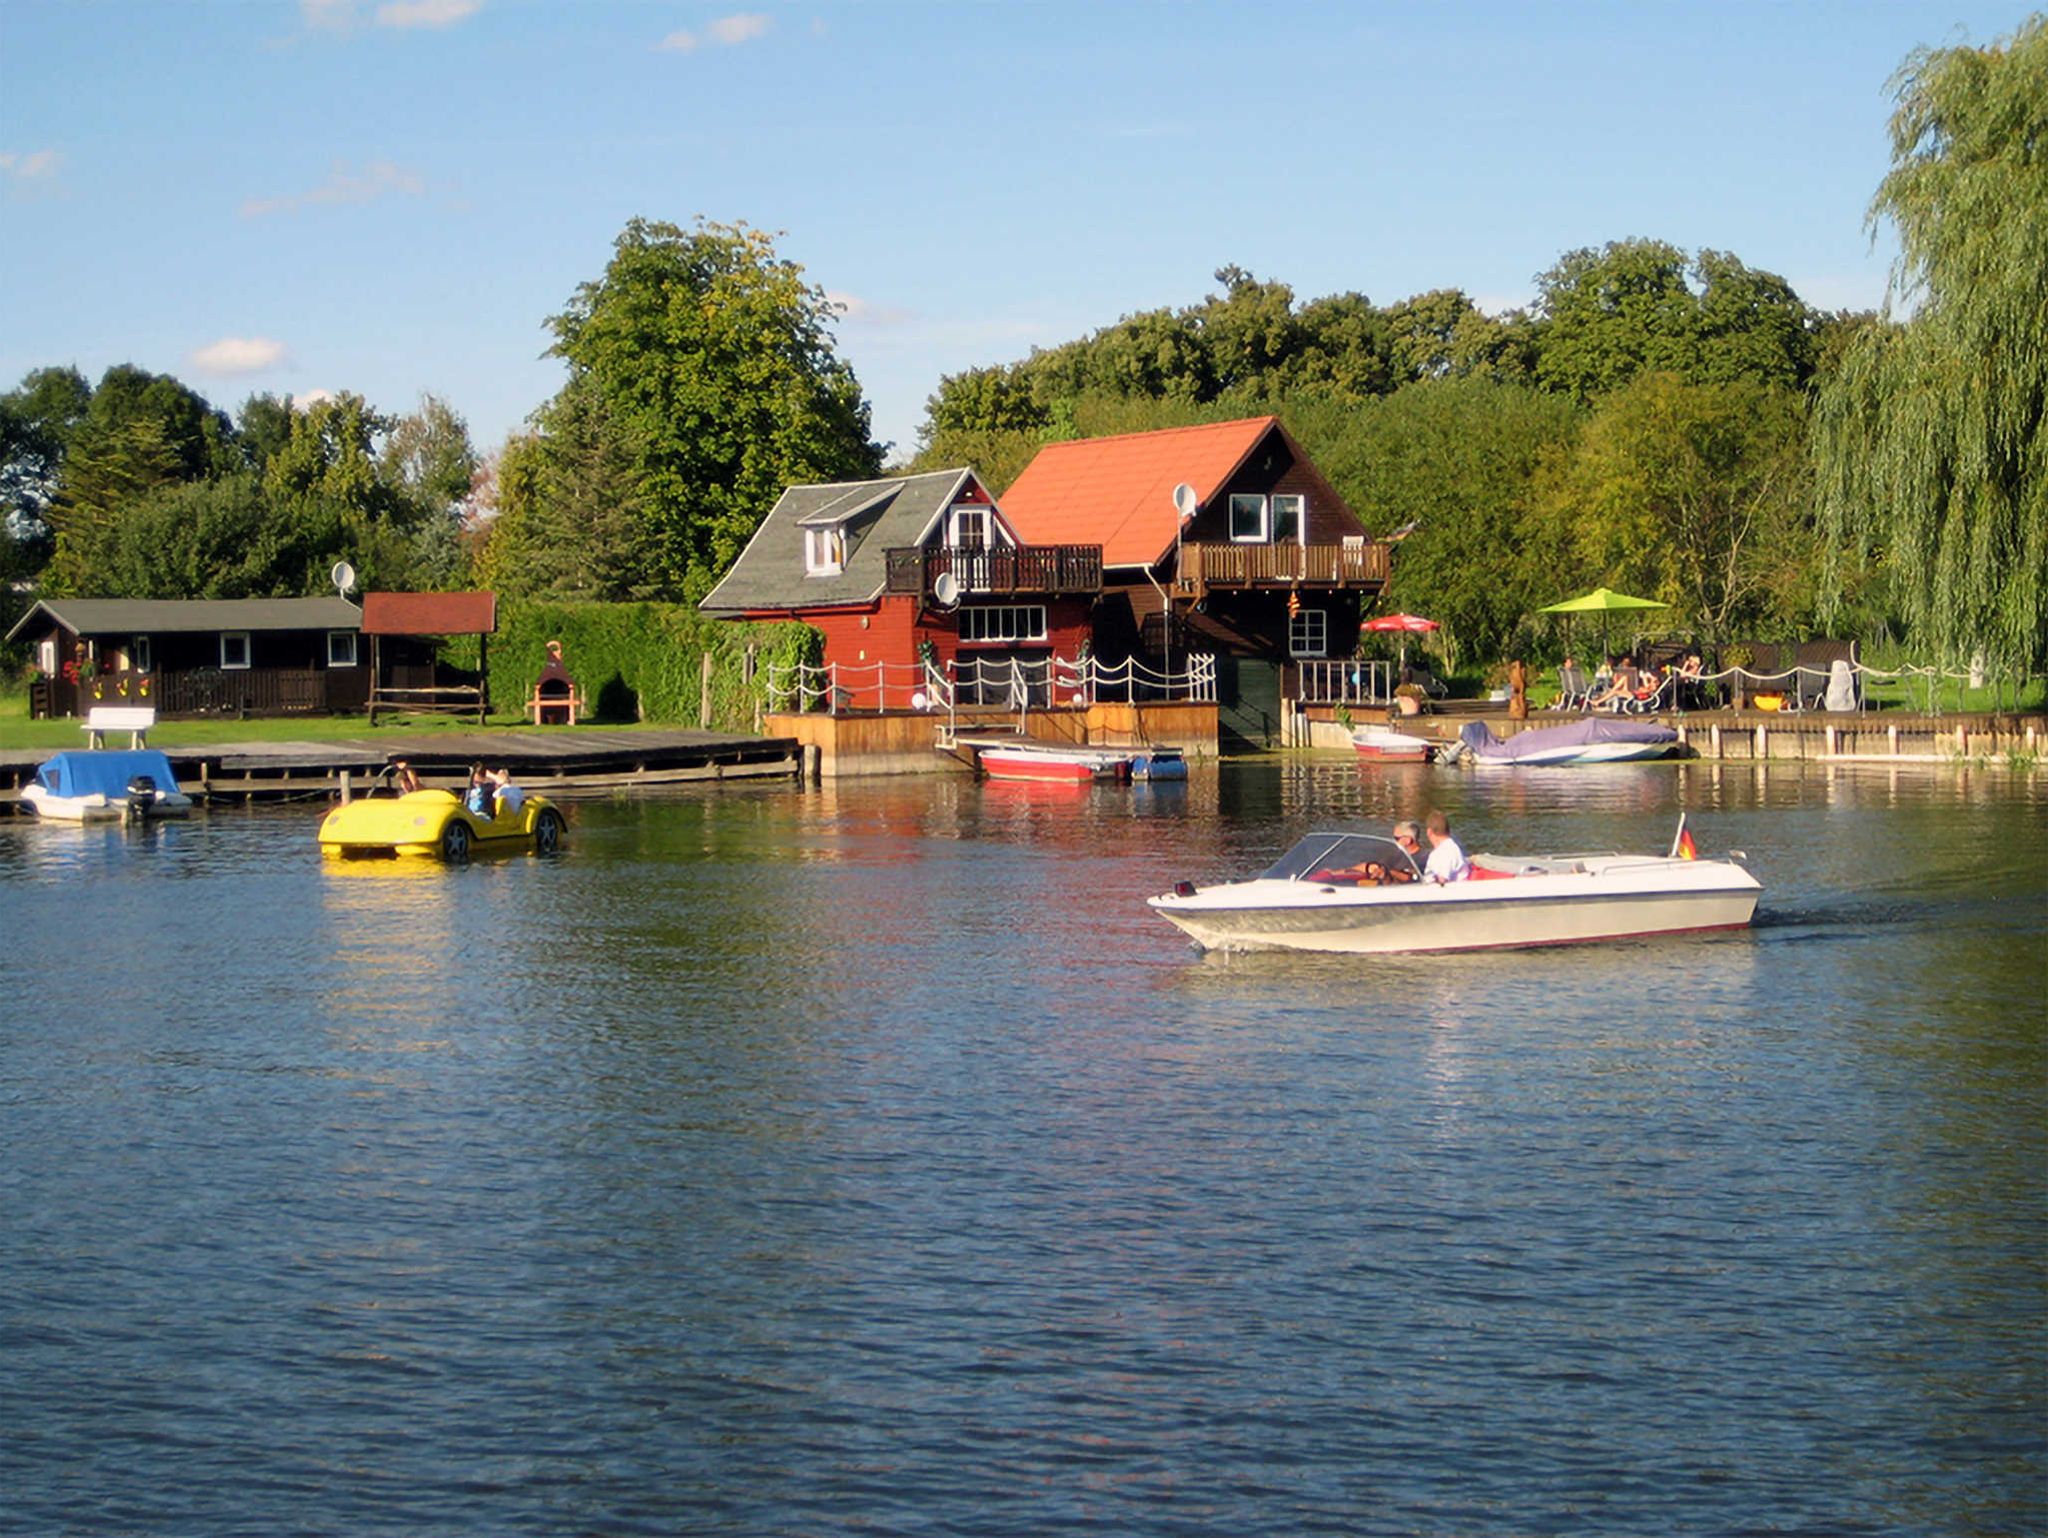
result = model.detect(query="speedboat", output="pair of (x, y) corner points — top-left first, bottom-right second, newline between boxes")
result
(1458, 717), (1679, 766)
(1351, 725), (1434, 763)
(22, 750), (194, 822)
(1148, 826), (1760, 954)
(318, 788), (566, 861)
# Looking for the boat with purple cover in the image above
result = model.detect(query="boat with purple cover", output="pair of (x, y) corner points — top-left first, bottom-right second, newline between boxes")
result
(1457, 716), (1680, 766)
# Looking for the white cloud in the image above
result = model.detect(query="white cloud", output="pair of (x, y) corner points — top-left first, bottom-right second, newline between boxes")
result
(292, 389), (339, 410)
(190, 337), (290, 375)
(301, 0), (355, 30)
(709, 12), (768, 44)
(242, 158), (426, 217)
(375, 0), (482, 29)
(826, 291), (912, 327)
(657, 12), (770, 53)
(0, 149), (62, 181)
(300, 0), (480, 32)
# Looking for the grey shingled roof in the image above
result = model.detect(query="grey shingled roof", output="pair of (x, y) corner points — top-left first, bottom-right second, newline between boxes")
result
(699, 468), (977, 614)
(5, 596), (364, 644)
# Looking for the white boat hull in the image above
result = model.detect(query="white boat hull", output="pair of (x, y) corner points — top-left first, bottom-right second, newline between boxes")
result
(1150, 855), (1759, 954)
(21, 785), (193, 822)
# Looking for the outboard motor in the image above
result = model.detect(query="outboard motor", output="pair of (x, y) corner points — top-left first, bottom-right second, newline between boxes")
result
(124, 773), (160, 816)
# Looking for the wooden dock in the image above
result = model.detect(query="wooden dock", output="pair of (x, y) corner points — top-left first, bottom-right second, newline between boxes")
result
(0, 728), (802, 812)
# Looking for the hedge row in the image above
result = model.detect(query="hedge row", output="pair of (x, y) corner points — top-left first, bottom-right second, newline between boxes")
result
(447, 601), (821, 730)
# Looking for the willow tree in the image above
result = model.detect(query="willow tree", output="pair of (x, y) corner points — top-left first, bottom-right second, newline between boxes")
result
(1814, 17), (2048, 679)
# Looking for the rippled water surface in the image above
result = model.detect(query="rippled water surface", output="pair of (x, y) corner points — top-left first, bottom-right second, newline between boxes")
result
(4, 760), (2044, 1536)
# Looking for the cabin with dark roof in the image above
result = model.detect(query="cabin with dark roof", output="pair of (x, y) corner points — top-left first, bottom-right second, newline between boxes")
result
(700, 468), (1102, 711)
(997, 416), (1391, 746)
(8, 596), (368, 719)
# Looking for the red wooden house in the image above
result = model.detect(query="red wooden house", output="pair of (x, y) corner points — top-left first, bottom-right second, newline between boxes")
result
(699, 468), (1101, 711)
(998, 416), (1392, 745)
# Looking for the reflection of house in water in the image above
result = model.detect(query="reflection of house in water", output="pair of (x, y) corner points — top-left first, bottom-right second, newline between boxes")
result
(700, 468), (1101, 711)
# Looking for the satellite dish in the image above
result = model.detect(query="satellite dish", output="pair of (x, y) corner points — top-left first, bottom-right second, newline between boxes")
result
(932, 572), (961, 608)
(1172, 482), (1198, 522)
(331, 560), (357, 596)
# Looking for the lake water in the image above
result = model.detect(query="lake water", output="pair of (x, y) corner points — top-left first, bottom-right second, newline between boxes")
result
(3, 760), (2043, 1536)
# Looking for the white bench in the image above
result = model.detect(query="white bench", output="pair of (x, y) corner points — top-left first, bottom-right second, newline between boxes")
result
(83, 705), (156, 748)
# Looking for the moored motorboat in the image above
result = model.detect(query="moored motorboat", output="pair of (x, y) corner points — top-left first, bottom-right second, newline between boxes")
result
(1351, 725), (1435, 763)
(22, 750), (194, 822)
(1148, 826), (1760, 954)
(1458, 717), (1679, 766)
(974, 742), (1134, 784)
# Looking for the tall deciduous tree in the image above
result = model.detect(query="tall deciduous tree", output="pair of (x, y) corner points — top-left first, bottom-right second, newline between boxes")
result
(1539, 372), (1812, 643)
(539, 217), (880, 600)
(1533, 240), (1821, 400)
(1815, 16), (2048, 676)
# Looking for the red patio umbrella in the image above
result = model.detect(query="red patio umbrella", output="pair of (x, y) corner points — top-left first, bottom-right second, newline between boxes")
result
(1362, 612), (1440, 676)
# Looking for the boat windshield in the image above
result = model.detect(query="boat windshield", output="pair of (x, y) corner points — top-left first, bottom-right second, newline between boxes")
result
(1259, 833), (1419, 884)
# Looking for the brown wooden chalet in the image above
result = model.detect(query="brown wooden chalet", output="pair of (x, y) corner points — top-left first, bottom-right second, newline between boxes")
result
(9, 595), (368, 719)
(997, 416), (1392, 745)
(700, 468), (1101, 710)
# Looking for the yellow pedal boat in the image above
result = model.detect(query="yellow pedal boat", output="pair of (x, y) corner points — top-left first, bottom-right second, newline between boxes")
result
(318, 788), (566, 861)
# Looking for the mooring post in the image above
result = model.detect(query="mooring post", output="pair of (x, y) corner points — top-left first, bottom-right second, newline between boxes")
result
(339, 769), (352, 803)
(700, 652), (714, 728)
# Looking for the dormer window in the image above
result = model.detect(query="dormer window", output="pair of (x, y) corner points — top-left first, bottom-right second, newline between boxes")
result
(947, 504), (990, 549)
(804, 525), (846, 575)
(1229, 493), (1306, 545)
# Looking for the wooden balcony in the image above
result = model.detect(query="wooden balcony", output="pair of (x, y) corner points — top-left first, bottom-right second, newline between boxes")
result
(885, 545), (1102, 599)
(1173, 541), (1390, 599)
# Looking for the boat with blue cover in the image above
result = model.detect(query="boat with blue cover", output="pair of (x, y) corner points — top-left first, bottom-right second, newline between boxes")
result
(23, 750), (195, 822)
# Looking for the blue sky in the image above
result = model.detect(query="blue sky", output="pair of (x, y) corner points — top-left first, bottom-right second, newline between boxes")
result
(0, 1), (2029, 465)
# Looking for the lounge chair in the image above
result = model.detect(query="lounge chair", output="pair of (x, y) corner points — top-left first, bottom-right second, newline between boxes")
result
(1554, 664), (1593, 711)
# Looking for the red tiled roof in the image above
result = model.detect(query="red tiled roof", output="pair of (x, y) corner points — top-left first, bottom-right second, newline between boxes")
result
(997, 417), (1279, 568)
(360, 590), (497, 635)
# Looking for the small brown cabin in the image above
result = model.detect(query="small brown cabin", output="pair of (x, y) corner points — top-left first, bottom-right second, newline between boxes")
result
(9, 596), (368, 718)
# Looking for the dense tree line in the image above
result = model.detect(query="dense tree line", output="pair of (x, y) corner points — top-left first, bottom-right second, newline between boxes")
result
(909, 239), (1850, 667)
(5, 20), (2038, 682)
(0, 364), (476, 639)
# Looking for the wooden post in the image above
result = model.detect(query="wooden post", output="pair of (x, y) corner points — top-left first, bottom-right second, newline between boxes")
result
(1825, 725), (1837, 758)
(1710, 724), (1722, 758)
(339, 770), (353, 803)
(701, 651), (714, 728)
(1755, 724), (1768, 759)
(477, 632), (489, 725)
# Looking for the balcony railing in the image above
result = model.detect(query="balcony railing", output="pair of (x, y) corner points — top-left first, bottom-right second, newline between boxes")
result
(1173, 540), (1389, 597)
(884, 544), (1103, 599)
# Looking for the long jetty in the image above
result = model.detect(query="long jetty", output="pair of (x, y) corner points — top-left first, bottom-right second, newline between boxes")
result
(0, 727), (802, 812)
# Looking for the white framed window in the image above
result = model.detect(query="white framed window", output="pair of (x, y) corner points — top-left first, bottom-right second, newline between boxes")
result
(948, 504), (990, 548)
(804, 526), (846, 575)
(37, 638), (57, 675)
(327, 630), (358, 667)
(1289, 608), (1327, 658)
(959, 605), (1048, 644)
(1271, 494), (1305, 544)
(1229, 493), (1267, 542)
(220, 631), (251, 670)
(129, 636), (152, 674)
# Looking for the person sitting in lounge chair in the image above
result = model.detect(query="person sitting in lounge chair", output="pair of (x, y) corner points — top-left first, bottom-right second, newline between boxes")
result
(1555, 656), (1591, 710)
(1589, 656), (1642, 711)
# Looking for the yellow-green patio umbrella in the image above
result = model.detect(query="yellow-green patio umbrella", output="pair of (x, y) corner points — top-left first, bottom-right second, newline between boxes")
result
(1537, 587), (1669, 659)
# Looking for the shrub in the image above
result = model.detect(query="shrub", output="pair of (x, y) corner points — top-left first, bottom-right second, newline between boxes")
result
(449, 601), (820, 729)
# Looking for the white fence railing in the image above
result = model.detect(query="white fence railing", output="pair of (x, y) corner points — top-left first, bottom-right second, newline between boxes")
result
(762, 653), (1217, 716)
(1294, 659), (1395, 706)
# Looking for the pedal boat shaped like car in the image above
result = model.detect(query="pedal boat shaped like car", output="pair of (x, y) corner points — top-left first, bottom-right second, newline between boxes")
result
(318, 788), (566, 861)
(23, 749), (193, 822)
(1148, 829), (1760, 954)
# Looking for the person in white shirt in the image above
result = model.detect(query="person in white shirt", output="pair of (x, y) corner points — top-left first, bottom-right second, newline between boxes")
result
(1423, 809), (1471, 883)
(489, 766), (525, 817)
